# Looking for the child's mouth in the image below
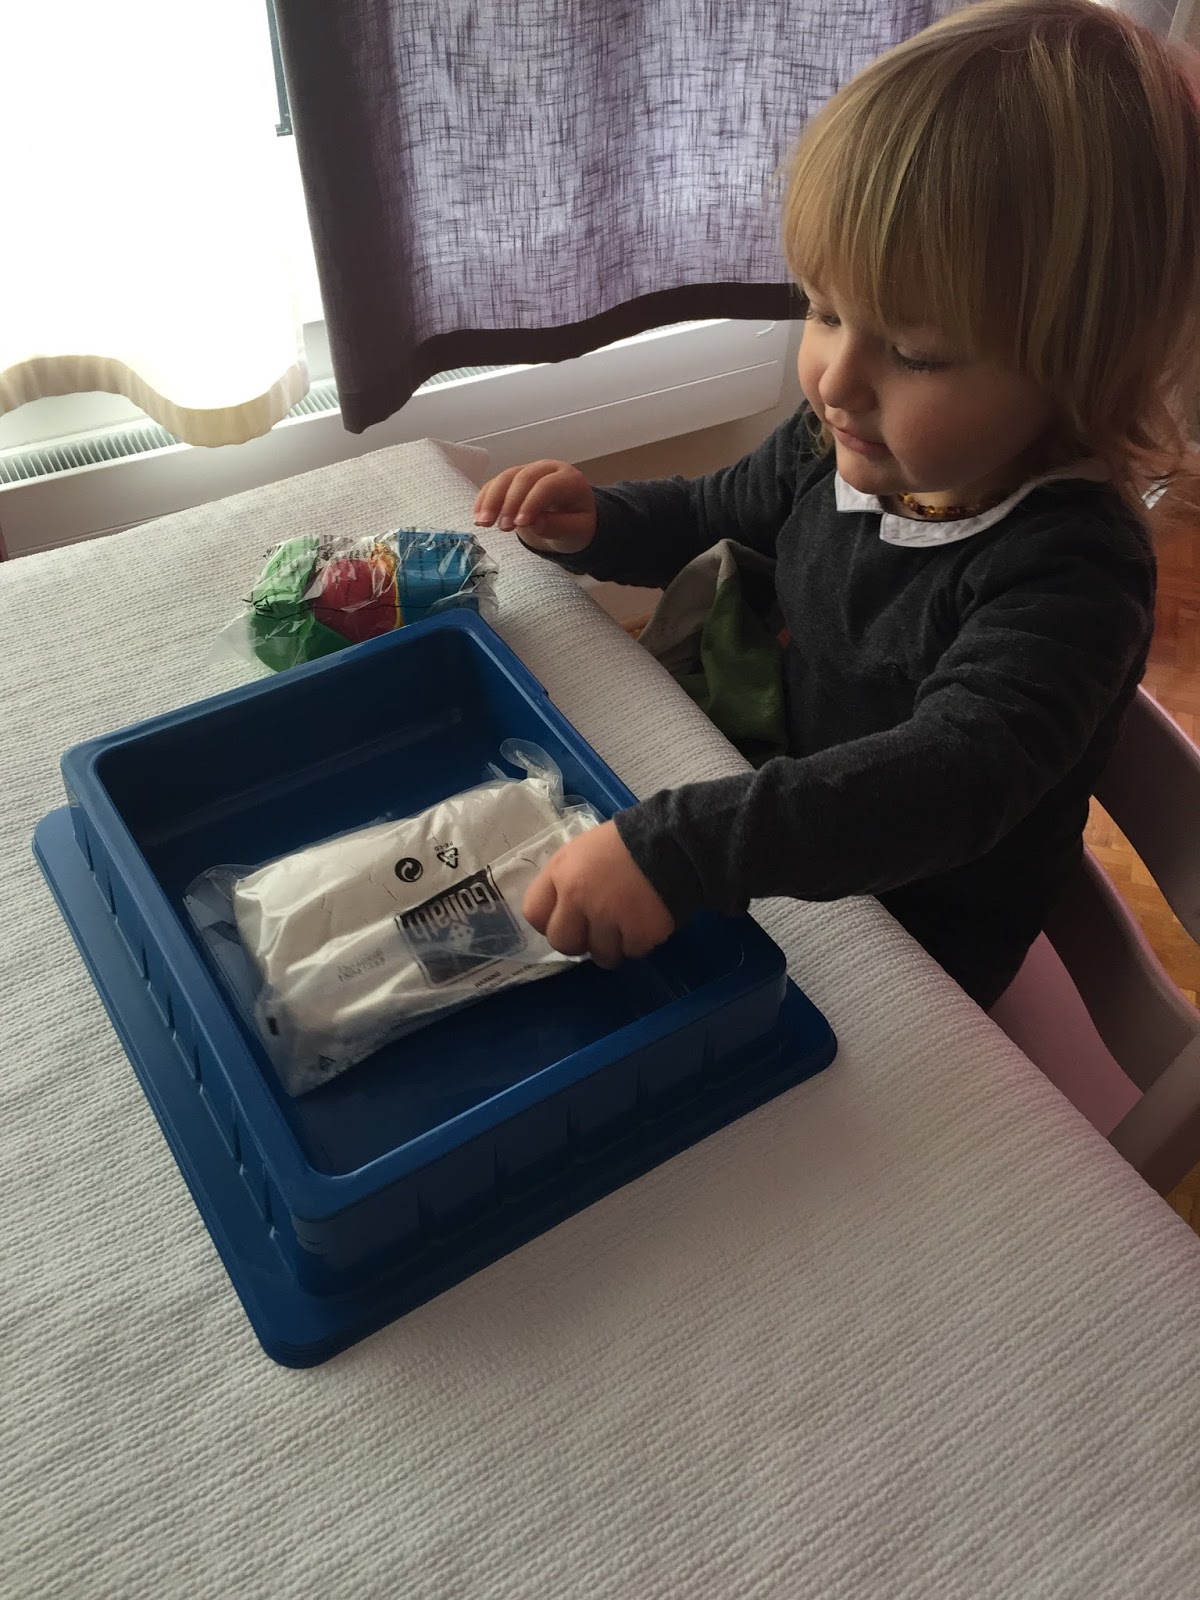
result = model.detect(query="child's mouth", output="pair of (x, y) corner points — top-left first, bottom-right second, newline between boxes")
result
(831, 425), (890, 460)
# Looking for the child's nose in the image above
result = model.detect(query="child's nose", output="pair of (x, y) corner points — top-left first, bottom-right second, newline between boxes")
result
(819, 345), (874, 415)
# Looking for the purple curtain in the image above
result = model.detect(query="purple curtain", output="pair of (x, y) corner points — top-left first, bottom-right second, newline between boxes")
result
(275, 2), (946, 433)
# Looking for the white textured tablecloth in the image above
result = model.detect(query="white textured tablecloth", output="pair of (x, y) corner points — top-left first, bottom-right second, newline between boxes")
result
(3, 440), (1198, 1599)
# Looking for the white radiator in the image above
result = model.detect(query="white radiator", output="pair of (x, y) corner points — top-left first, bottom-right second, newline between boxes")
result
(0, 320), (790, 557)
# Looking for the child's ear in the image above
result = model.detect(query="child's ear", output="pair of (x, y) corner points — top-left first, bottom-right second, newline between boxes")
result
(1037, 420), (1090, 475)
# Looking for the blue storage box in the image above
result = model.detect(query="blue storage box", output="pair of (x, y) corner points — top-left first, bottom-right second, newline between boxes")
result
(34, 611), (835, 1365)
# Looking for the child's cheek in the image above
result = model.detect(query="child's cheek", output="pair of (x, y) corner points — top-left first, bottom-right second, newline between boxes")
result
(796, 333), (824, 417)
(885, 407), (954, 483)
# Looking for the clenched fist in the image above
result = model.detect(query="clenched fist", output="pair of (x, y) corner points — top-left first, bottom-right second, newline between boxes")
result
(522, 820), (676, 970)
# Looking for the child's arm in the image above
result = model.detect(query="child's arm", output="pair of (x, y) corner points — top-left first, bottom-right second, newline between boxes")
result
(474, 407), (819, 590)
(524, 520), (1155, 960)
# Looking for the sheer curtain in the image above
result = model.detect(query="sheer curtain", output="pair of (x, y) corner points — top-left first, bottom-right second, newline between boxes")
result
(275, 1), (953, 435)
(0, 1), (308, 448)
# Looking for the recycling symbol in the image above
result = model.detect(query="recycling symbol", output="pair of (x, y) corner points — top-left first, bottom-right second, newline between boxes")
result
(435, 841), (460, 869)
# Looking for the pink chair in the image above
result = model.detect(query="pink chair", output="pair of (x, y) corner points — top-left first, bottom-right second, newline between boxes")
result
(991, 687), (1200, 1196)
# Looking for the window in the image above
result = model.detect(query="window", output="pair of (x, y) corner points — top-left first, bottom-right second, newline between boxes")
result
(265, 0), (292, 136)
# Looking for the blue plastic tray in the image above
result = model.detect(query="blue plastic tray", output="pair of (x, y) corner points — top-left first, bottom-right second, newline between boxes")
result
(35, 612), (836, 1365)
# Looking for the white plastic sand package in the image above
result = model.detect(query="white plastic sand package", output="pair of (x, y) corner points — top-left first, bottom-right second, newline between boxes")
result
(185, 744), (599, 1095)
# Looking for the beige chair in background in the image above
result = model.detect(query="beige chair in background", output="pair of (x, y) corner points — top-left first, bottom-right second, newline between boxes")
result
(992, 687), (1200, 1197)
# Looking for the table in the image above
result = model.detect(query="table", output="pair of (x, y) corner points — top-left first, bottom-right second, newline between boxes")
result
(4, 439), (1198, 1599)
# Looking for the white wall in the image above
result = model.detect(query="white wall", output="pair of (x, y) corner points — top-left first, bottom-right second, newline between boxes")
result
(573, 319), (803, 626)
(576, 318), (803, 487)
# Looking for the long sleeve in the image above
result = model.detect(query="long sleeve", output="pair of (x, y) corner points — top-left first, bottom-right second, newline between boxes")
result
(615, 521), (1155, 924)
(541, 407), (821, 589)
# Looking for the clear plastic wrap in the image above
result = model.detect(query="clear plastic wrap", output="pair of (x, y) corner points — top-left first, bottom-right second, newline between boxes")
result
(185, 745), (599, 1095)
(219, 528), (497, 673)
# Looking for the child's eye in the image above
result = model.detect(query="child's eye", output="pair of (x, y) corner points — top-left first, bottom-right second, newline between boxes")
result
(803, 305), (840, 329)
(892, 349), (950, 374)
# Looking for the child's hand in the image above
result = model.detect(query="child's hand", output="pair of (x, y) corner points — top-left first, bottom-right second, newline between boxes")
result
(473, 460), (597, 555)
(523, 821), (676, 969)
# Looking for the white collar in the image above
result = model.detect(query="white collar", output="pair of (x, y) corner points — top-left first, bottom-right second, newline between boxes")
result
(834, 461), (1110, 548)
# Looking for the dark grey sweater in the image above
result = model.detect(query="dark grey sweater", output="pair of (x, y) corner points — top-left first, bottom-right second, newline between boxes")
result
(544, 410), (1156, 1006)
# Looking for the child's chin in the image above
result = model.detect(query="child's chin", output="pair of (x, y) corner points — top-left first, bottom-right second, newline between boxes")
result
(835, 449), (901, 497)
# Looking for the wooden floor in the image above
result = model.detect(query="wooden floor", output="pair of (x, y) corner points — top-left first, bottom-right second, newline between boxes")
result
(1102, 484), (1200, 1231)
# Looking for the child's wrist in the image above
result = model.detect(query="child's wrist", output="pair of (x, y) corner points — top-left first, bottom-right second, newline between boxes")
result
(517, 531), (595, 568)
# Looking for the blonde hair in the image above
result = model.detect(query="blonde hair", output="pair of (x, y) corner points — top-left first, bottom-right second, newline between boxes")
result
(781, 0), (1200, 496)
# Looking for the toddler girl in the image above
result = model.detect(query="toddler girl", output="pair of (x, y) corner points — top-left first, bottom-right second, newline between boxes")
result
(473, 0), (1200, 1006)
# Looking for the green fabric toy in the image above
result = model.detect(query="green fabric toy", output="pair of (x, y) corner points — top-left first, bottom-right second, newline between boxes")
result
(636, 540), (788, 768)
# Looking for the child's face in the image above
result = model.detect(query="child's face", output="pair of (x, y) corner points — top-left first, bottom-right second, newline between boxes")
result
(798, 285), (1056, 506)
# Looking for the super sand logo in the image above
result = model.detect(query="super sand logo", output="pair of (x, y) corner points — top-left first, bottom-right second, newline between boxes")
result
(396, 868), (525, 987)
(400, 875), (496, 942)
